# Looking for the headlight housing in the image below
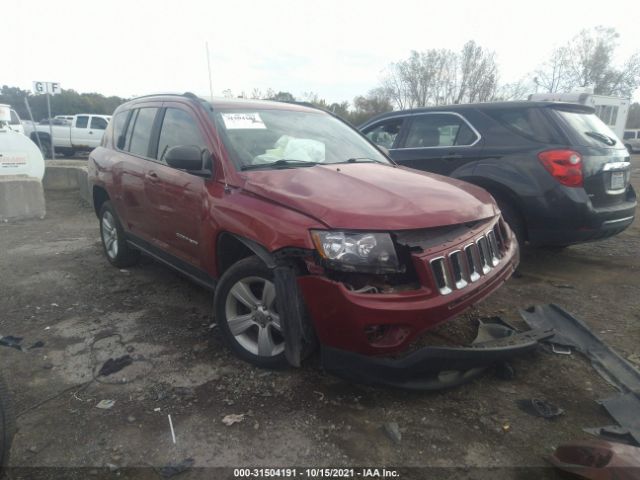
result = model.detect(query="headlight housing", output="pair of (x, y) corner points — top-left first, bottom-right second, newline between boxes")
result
(310, 230), (401, 273)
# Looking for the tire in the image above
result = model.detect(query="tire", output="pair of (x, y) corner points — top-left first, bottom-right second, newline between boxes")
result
(36, 137), (52, 159)
(214, 256), (288, 369)
(495, 198), (525, 246)
(99, 201), (140, 268)
(0, 376), (15, 473)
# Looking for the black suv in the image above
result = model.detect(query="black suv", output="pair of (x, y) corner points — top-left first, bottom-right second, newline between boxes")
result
(360, 102), (636, 246)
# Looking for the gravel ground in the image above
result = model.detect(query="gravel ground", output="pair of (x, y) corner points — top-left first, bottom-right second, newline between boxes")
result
(1, 155), (639, 479)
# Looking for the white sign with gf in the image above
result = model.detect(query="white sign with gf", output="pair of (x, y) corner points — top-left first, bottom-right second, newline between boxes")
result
(32, 81), (62, 95)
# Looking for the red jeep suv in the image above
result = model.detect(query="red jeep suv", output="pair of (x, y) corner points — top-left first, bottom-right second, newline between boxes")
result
(88, 93), (526, 389)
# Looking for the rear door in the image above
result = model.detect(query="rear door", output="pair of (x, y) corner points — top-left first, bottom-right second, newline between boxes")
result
(144, 103), (211, 268)
(70, 115), (91, 147)
(551, 106), (633, 209)
(390, 112), (483, 176)
(114, 105), (161, 241)
(87, 116), (109, 148)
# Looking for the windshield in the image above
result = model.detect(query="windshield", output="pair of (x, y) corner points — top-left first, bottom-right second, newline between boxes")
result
(554, 109), (621, 148)
(211, 108), (391, 170)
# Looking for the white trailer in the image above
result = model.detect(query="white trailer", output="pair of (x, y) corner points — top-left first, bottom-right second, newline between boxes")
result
(528, 92), (630, 142)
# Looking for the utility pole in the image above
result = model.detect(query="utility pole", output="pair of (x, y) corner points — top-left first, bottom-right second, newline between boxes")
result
(23, 96), (43, 152)
(206, 42), (214, 101)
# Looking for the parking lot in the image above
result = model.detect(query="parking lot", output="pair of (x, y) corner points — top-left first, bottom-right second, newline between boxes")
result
(1, 155), (639, 479)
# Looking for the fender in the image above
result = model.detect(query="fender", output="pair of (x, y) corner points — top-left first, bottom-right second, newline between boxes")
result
(224, 234), (315, 367)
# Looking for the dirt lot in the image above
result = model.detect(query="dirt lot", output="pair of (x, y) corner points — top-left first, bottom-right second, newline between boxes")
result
(1, 156), (639, 479)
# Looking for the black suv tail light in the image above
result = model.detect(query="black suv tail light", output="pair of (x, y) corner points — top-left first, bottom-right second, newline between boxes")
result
(538, 149), (583, 187)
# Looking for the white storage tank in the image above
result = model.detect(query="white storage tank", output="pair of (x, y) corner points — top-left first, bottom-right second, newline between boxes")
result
(0, 104), (45, 180)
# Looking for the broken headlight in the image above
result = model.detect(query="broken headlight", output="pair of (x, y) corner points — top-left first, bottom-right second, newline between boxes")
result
(310, 230), (401, 273)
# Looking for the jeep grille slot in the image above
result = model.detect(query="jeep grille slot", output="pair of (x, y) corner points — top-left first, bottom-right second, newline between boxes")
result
(430, 257), (453, 295)
(464, 244), (482, 282)
(476, 236), (492, 274)
(449, 250), (468, 289)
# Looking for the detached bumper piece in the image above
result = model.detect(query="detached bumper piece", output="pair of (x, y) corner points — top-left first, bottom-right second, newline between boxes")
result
(321, 321), (553, 391)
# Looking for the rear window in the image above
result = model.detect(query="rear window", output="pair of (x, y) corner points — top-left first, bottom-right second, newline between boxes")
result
(554, 109), (621, 147)
(484, 107), (561, 143)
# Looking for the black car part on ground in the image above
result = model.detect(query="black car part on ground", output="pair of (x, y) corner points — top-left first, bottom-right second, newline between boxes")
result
(0, 376), (15, 473)
(321, 320), (553, 390)
(520, 304), (640, 393)
(521, 304), (640, 446)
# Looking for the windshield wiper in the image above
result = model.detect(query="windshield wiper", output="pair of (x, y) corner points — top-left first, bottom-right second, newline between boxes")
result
(241, 159), (319, 171)
(585, 131), (616, 146)
(339, 157), (385, 164)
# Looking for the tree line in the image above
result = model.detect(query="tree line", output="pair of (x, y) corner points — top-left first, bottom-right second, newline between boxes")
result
(2, 26), (639, 127)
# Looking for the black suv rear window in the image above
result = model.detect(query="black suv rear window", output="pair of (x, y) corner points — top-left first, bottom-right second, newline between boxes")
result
(554, 109), (620, 147)
(484, 107), (561, 144)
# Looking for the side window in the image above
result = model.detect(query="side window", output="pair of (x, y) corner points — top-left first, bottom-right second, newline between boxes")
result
(624, 131), (635, 140)
(9, 110), (20, 125)
(90, 117), (108, 130)
(127, 108), (159, 157)
(75, 116), (89, 128)
(156, 108), (207, 163)
(485, 108), (560, 143)
(363, 118), (403, 149)
(403, 114), (478, 148)
(111, 111), (129, 149)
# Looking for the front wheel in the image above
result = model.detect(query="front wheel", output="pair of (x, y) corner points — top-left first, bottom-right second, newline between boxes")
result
(99, 201), (140, 268)
(214, 256), (288, 368)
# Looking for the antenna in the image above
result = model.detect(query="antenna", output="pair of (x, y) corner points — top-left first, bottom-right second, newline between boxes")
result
(206, 42), (214, 101)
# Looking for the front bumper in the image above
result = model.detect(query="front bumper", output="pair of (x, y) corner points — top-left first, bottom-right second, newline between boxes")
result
(321, 321), (553, 390)
(298, 216), (519, 356)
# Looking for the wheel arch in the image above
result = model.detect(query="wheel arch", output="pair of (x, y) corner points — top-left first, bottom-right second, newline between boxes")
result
(458, 176), (529, 240)
(92, 186), (110, 217)
(216, 232), (275, 277)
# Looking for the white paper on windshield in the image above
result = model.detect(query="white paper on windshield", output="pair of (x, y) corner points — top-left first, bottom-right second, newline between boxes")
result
(221, 113), (266, 129)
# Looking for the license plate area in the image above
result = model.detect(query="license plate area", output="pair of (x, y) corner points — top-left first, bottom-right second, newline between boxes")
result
(610, 171), (625, 190)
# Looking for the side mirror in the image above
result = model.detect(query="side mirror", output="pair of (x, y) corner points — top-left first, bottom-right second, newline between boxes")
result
(165, 146), (214, 178)
(165, 145), (203, 170)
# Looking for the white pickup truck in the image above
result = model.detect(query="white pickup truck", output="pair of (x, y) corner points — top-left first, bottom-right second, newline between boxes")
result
(23, 114), (111, 157)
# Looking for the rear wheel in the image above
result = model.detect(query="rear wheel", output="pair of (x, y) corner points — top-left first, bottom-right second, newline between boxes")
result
(215, 256), (287, 369)
(99, 201), (140, 268)
(0, 376), (15, 473)
(36, 137), (52, 159)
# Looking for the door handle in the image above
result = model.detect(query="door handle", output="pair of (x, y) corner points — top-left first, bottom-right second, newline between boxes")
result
(146, 171), (159, 182)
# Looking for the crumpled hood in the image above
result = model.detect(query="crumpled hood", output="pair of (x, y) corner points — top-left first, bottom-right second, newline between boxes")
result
(240, 163), (497, 230)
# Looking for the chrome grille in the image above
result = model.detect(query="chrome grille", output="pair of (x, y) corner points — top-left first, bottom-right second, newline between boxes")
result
(429, 222), (508, 295)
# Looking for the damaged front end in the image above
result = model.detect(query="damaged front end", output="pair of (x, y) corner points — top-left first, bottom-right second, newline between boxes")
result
(321, 319), (553, 390)
(270, 215), (542, 389)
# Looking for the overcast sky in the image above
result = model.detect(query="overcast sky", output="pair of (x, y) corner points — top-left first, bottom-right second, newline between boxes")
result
(4, 0), (639, 103)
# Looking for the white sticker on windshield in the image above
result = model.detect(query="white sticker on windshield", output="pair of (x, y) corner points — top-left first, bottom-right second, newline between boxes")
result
(221, 112), (266, 129)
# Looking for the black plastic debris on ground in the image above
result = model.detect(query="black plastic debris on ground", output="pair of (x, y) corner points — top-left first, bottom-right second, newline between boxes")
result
(98, 355), (133, 377)
(29, 341), (44, 350)
(520, 304), (640, 446)
(517, 398), (564, 419)
(597, 393), (640, 446)
(159, 458), (195, 478)
(0, 335), (23, 351)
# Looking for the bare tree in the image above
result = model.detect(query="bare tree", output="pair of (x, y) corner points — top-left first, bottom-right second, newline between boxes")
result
(456, 41), (498, 103)
(534, 47), (570, 93)
(535, 26), (640, 97)
(379, 42), (498, 108)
